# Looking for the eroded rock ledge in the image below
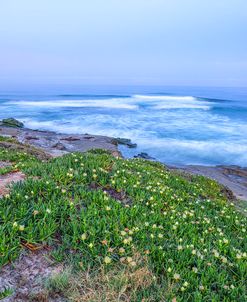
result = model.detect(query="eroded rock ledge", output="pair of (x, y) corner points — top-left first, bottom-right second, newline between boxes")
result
(0, 124), (121, 158)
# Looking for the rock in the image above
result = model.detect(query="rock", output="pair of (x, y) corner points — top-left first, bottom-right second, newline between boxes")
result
(61, 136), (80, 141)
(25, 136), (39, 140)
(52, 142), (66, 150)
(134, 152), (155, 160)
(0, 171), (25, 198)
(112, 137), (137, 148)
(1, 118), (24, 128)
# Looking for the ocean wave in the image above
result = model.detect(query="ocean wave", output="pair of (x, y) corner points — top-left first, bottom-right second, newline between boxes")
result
(8, 94), (215, 111)
(9, 99), (138, 110)
(153, 104), (210, 110)
(133, 94), (213, 110)
(133, 94), (197, 101)
(127, 138), (247, 166)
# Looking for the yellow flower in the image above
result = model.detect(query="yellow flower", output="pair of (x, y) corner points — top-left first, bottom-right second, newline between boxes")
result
(19, 225), (25, 231)
(104, 256), (112, 264)
(127, 257), (132, 263)
(81, 233), (87, 240)
(13, 222), (18, 228)
(130, 261), (137, 267)
(88, 243), (93, 248)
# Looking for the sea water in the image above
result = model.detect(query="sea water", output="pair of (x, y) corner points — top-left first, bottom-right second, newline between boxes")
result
(0, 85), (247, 166)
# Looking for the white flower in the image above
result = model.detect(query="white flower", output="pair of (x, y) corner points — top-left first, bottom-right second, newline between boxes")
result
(173, 273), (180, 280)
(221, 256), (228, 263)
(119, 248), (125, 254)
(192, 267), (198, 273)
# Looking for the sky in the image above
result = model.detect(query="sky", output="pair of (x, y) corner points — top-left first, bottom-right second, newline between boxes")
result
(0, 0), (247, 88)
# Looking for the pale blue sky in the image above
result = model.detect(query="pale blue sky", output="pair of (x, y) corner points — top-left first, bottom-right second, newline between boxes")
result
(0, 0), (246, 87)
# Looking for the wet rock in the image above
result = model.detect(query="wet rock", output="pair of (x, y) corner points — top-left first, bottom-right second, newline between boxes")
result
(1, 118), (24, 128)
(112, 137), (137, 148)
(134, 152), (155, 160)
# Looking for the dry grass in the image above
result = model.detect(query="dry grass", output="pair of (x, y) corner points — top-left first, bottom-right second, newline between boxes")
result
(45, 254), (156, 302)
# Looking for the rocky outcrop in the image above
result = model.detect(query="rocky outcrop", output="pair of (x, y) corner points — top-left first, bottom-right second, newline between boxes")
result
(1, 118), (24, 128)
(112, 137), (137, 148)
(134, 152), (155, 160)
(0, 125), (120, 158)
(0, 171), (25, 198)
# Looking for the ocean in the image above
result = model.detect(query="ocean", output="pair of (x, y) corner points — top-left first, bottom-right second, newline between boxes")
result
(0, 85), (247, 166)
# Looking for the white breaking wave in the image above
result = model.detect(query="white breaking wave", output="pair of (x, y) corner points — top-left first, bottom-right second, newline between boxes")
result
(9, 99), (138, 110)
(133, 94), (213, 110)
(8, 94), (213, 111)
(153, 104), (210, 110)
(133, 95), (197, 101)
(135, 138), (247, 153)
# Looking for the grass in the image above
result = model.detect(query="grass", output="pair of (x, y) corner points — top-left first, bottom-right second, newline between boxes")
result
(0, 287), (14, 300)
(0, 140), (246, 301)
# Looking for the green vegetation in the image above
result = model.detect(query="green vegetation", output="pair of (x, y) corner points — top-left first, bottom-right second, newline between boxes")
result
(0, 287), (14, 300)
(0, 140), (246, 301)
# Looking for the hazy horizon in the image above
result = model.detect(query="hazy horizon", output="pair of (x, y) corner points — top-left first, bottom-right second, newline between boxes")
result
(0, 0), (247, 89)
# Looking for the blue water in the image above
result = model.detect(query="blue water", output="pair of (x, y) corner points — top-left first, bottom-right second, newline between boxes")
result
(0, 86), (247, 166)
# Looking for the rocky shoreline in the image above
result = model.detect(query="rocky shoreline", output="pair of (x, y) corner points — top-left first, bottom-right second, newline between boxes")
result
(0, 118), (246, 203)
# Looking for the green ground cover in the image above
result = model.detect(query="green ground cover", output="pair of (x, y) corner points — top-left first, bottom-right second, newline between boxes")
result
(0, 138), (246, 301)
